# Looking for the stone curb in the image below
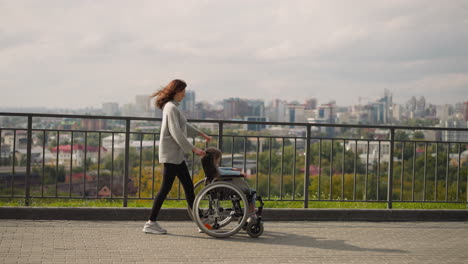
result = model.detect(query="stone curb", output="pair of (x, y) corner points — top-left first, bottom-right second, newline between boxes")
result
(1, 207), (467, 221)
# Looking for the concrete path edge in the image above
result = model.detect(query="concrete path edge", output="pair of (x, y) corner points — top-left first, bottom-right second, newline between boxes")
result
(1, 207), (467, 221)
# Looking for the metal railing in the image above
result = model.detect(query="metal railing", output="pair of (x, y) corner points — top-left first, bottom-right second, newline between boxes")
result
(0, 112), (467, 208)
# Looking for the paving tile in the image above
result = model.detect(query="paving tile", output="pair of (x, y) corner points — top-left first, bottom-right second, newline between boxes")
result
(0, 220), (467, 263)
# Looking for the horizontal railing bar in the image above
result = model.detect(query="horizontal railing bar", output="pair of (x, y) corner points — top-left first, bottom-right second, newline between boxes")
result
(223, 134), (306, 139)
(3, 196), (465, 204)
(2, 127), (466, 145)
(2, 125), (466, 144)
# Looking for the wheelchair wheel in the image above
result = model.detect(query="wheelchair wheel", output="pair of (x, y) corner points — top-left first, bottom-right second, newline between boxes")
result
(187, 178), (208, 221)
(193, 182), (249, 238)
(193, 178), (207, 196)
(246, 220), (264, 238)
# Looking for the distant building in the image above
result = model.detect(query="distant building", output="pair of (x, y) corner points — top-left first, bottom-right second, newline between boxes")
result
(392, 104), (403, 121)
(248, 100), (265, 117)
(317, 104), (334, 123)
(135, 95), (152, 117)
(2, 131), (28, 150)
(308, 103), (335, 136)
(223, 98), (265, 120)
(436, 104), (453, 121)
(415, 96), (426, 117)
(223, 98), (247, 119)
(464, 102), (468, 121)
(102, 102), (119, 116)
(51, 144), (108, 167)
(365, 103), (385, 124)
(305, 98), (318, 110)
(121, 103), (135, 117)
(81, 119), (107, 131)
(285, 103), (307, 123)
(266, 99), (287, 122)
(180, 90), (196, 117)
(244, 116), (267, 131)
(440, 120), (468, 142)
(346, 141), (391, 164)
(406, 96), (417, 112)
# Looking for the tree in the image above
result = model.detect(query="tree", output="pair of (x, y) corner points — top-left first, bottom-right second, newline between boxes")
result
(413, 131), (425, 140)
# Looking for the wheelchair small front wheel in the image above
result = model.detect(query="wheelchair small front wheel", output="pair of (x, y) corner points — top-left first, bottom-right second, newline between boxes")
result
(246, 221), (264, 238)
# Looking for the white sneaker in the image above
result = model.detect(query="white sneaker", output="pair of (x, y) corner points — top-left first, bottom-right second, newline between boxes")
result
(142, 221), (167, 234)
(247, 214), (258, 223)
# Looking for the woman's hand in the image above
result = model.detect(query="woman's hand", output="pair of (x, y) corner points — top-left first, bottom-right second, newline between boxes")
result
(201, 133), (213, 143)
(192, 148), (206, 157)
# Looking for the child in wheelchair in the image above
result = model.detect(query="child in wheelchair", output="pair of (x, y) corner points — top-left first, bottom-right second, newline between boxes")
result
(201, 147), (263, 224)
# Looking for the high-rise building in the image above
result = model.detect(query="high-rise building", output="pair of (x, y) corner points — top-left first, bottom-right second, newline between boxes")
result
(285, 103), (307, 123)
(121, 103), (134, 117)
(222, 98), (264, 120)
(266, 99), (287, 122)
(316, 103), (334, 123)
(308, 103), (335, 136)
(436, 104), (452, 121)
(440, 120), (468, 142)
(248, 100), (265, 117)
(244, 116), (267, 131)
(102, 102), (119, 116)
(81, 119), (107, 130)
(416, 96), (426, 111)
(180, 90), (196, 116)
(134, 95), (152, 117)
(407, 96), (417, 112)
(392, 104), (402, 121)
(368, 102), (386, 124)
(305, 98), (318, 110)
(464, 102), (468, 121)
(378, 89), (392, 123)
(223, 98), (246, 119)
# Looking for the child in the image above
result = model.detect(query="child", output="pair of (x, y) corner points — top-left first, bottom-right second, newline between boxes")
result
(201, 147), (257, 218)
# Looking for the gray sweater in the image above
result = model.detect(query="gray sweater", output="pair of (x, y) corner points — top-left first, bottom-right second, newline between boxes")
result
(158, 101), (202, 164)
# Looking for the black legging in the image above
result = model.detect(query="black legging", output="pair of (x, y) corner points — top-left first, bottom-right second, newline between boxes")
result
(149, 161), (195, 221)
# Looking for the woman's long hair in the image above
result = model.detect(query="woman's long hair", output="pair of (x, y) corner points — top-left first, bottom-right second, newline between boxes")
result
(201, 147), (222, 184)
(150, 79), (187, 109)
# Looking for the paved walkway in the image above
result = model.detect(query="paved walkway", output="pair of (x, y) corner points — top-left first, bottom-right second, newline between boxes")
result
(0, 220), (467, 264)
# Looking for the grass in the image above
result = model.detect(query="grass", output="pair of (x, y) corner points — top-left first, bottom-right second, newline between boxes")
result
(1, 198), (466, 209)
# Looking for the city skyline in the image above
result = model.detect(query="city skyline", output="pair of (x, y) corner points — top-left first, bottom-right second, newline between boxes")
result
(0, 90), (464, 112)
(1, 1), (467, 109)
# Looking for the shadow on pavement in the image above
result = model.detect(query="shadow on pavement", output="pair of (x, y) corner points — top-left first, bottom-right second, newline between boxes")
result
(167, 230), (408, 254)
(227, 231), (408, 253)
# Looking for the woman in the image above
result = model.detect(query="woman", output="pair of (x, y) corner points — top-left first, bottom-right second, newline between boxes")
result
(143, 79), (212, 234)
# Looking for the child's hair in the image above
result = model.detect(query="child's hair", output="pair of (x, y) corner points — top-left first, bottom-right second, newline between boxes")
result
(201, 147), (222, 183)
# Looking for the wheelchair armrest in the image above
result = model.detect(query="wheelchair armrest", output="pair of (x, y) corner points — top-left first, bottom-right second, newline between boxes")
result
(219, 174), (244, 179)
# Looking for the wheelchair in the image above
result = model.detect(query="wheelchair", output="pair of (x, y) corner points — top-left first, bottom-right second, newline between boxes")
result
(191, 175), (264, 238)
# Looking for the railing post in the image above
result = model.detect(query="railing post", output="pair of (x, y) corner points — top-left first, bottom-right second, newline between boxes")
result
(123, 119), (131, 207)
(218, 121), (223, 152)
(304, 125), (311, 208)
(25, 115), (33, 206)
(387, 128), (395, 209)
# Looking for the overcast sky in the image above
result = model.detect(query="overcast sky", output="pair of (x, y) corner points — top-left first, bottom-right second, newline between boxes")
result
(1, 0), (467, 109)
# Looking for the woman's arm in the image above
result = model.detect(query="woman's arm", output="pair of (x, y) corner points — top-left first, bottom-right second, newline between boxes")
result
(187, 124), (212, 143)
(166, 106), (197, 153)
